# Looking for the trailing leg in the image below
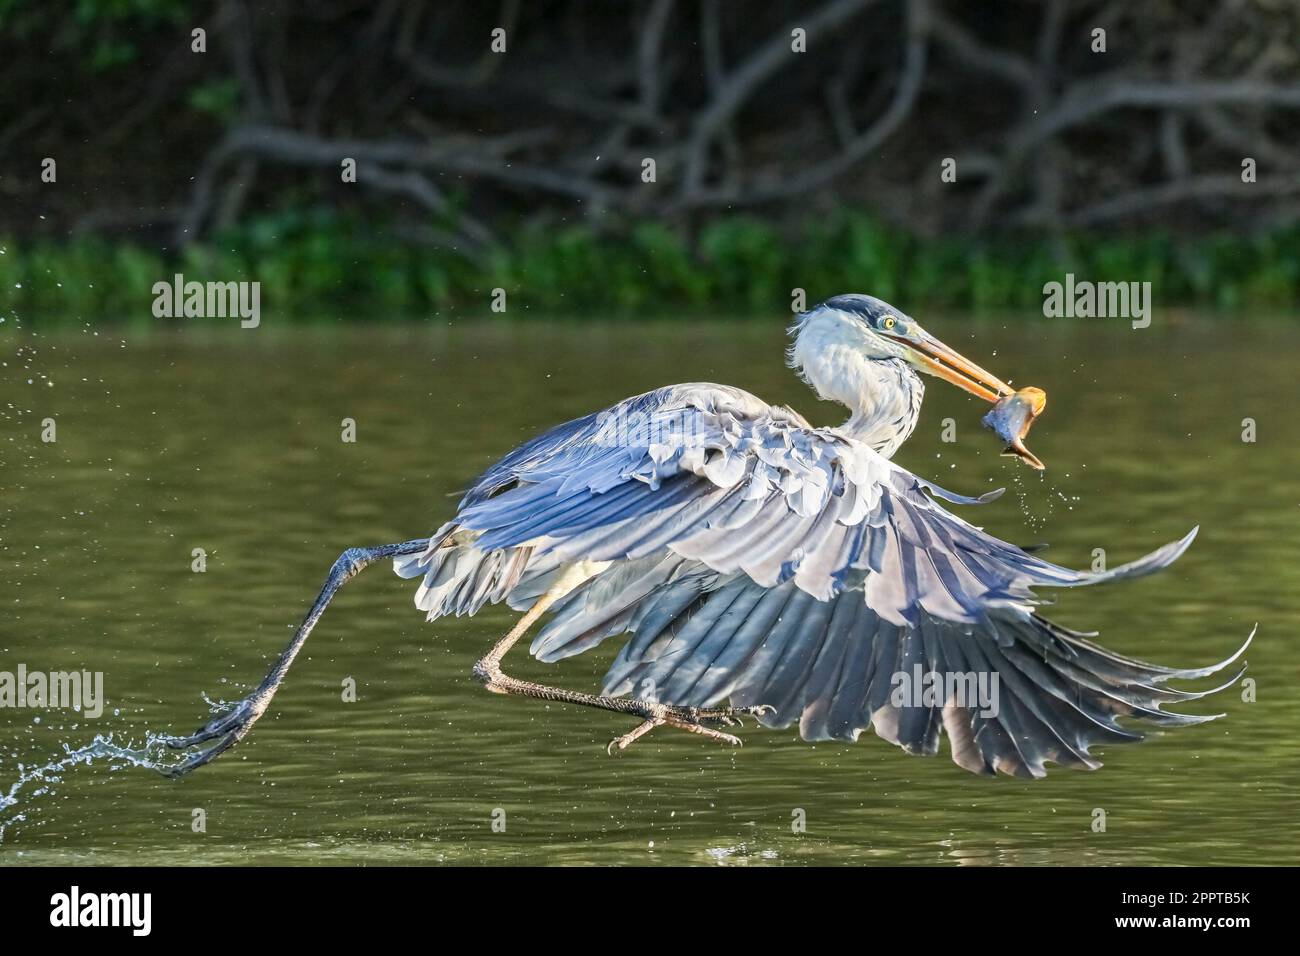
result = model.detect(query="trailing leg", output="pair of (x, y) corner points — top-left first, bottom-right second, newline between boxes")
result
(159, 539), (428, 777)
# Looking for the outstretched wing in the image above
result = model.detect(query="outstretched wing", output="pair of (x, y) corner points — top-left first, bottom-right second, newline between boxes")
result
(397, 382), (1247, 776)
(452, 382), (1189, 612)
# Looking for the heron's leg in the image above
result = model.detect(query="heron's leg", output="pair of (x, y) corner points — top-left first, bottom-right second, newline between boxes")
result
(159, 539), (429, 777)
(472, 570), (765, 751)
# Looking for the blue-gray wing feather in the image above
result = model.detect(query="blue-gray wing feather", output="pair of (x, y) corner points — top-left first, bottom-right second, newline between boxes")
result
(395, 382), (1247, 775)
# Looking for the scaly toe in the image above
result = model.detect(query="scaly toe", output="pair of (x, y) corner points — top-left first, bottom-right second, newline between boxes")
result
(606, 717), (663, 754)
(663, 716), (744, 747)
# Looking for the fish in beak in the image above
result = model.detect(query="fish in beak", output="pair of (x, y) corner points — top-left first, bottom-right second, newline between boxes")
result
(883, 326), (1046, 469)
(982, 387), (1047, 470)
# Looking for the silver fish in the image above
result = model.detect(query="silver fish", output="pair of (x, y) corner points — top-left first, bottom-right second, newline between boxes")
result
(981, 386), (1046, 470)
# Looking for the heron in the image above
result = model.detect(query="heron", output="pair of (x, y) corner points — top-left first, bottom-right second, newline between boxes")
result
(162, 294), (1249, 778)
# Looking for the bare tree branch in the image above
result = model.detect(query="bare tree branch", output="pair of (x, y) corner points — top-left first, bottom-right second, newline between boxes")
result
(927, 4), (1035, 88)
(681, 0), (928, 207)
(681, 0), (880, 195)
(1064, 173), (1300, 227)
(638, 0), (675, 116)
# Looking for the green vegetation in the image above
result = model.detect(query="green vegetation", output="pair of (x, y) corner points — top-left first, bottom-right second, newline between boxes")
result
(0, 0), (189, 69)
(3, 210), (1299, 324)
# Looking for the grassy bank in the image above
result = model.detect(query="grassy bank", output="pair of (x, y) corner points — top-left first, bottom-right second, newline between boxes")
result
(3, 210), (1299, 324)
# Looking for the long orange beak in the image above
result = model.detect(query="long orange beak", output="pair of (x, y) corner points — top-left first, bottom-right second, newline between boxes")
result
(886, 331), (1014, 403)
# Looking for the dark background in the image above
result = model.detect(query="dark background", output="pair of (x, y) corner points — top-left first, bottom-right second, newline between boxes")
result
(2, 0), (1299, 315)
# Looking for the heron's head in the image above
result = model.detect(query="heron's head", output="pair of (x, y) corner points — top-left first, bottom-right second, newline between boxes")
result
(789, 294), (1013, 405)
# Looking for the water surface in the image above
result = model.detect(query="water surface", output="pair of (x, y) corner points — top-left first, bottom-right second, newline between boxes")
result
(1, 315), (1295, 865)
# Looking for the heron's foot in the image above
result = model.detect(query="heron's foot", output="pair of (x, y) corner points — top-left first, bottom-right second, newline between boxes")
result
(671, 703), (775, 728)
(157, 694), (267, 778)
(606, 701), (773, 754)
(607, 715), (742, 754)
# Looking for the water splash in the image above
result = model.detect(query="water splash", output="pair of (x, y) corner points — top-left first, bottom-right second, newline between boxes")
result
(0, 731), (186, 843)
(1006, 465), (1082, 536)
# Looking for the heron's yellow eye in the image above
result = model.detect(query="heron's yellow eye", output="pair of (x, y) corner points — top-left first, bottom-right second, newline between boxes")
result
(882, 316), (896, 330)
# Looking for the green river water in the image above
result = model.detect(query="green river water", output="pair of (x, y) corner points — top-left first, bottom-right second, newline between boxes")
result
(1, 315), (1295, 865)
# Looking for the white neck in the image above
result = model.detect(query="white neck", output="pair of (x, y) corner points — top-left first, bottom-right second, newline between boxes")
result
(837, 360), (924, 456)
(789, 311), (924, 458)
